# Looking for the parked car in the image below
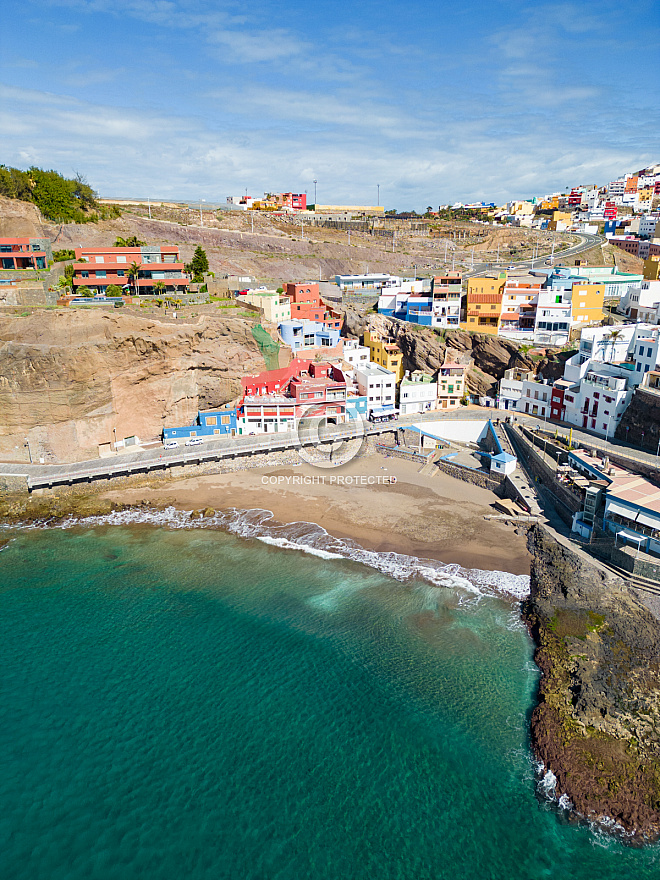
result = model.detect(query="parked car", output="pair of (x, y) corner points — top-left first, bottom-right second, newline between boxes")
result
(185, 437), (204, 447)
(163, 440), (178, 449)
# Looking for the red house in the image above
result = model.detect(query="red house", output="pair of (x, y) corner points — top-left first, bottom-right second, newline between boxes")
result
(0, 237), (51, 270)
(239, 360), (347, 433)
(284, 281), (342, 330)
(72, 246), (187, 294)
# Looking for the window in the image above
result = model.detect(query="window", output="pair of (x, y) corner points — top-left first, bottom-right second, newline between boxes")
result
(81, 270), (89, 278)
(221, 415), (230, 425)
(95, 257), (104, 263)
(116, 256), (127, 263)
(206, 417), (217, 426)
(95, 271), (106, 278)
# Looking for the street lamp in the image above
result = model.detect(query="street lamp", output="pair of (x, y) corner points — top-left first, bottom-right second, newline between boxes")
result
(313, 179), (317, 205)
(200, 199), (205, 226)
(24, 437), (32, 463)
(377, 184), (380, 206)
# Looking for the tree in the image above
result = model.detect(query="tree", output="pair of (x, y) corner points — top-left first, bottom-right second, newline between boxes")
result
(106, 284), (123, 297)
(185, 245), (209, 282)
(115, 236), (145, 247)
(153, 281), (166, 296)
(127, 262), (141, 295)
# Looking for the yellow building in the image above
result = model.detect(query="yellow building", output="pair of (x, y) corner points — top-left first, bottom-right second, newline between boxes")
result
(461, 274), (506, 334)
(548, 210), (572, 231)
(570, 282), (605, 324)
(644, 255), (660, 281)
(364, 330), (404, 381)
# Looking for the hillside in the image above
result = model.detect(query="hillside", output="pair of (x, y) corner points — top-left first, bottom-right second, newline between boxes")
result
(0, 195), (568, 284)
(0, 310), (264, 463)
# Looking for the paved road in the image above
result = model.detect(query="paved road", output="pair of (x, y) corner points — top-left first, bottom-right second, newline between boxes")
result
(464, 232), (605, 279)
(0, 409), (494, 491)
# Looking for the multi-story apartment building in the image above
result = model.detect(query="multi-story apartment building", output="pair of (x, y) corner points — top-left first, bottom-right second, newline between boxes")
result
(363, 330), (404, 381)
(618, 280), (660, 322)
(72, 246), (187, 294)
(354, 363), (397, 414)
(498, 274), (544, 338)
(0, 237), (52, 270)
(462, 273), (506, 333)
(239, 360), (347, 433)
(497, 368), (536, 411)
(519, 377), (553, 418)
(437, 363), (466, 409)
(341, 338), (370, 371)
(284, 281), (342, 330)
(399, 371), (437, 415)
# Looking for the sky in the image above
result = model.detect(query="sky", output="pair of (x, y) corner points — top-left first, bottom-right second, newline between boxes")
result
(1, 0), (659, 210)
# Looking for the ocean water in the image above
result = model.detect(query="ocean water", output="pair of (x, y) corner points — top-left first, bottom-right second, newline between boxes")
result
(1, 524), (659, 880)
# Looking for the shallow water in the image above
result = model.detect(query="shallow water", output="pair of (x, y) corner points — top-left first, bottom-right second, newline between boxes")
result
(1, 525), (659, 879)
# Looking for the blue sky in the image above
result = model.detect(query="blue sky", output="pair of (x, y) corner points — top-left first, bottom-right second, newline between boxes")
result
(1, 0), (658, 209)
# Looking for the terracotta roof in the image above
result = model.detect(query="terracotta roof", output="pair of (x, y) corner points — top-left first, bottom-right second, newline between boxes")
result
(468, 293), (503, 304)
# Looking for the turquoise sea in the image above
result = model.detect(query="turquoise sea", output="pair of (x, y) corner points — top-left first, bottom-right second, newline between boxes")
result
(1, 522), (659, 880)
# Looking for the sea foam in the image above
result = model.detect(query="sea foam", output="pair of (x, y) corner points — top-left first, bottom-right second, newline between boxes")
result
(11, 505), (530, 601)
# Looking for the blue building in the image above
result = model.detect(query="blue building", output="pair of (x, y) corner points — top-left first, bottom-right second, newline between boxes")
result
(163, 409), (237, 442)
(345, 395), (368, 419)
(278, 319), (341, 352)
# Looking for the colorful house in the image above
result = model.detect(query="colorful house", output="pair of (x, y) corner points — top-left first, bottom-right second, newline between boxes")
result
(278, 319), (341, 352)
(0, 237), (52, 270)
(163, 409), (237, 442)
(462, 274), (506, 333)
(437, 363), (466, 408)
(72, 246), (187, 295)
(363, 330), (404, 381)
(239, 360), (348, 434)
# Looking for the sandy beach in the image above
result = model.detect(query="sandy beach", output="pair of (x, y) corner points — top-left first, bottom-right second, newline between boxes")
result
(102, 452), (531, 576)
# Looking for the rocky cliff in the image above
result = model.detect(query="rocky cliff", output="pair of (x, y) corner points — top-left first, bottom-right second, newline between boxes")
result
(0, 310), (264, 462)
(342, 309), (574, 396)
(615, 388), (660, 452)
(524, 525), (660, 838)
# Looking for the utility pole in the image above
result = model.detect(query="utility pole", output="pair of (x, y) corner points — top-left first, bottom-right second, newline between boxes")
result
(251, 213), (254, 233)
(377, 184), (380, 206)
(471, 247), (474, 269)
(301, 219), (304, 241)
(200, 199), (205, 226)
(348, 231), (351, 246)
(313, 179), (317, 206)
(444, 241), (448, 261)
(148, 197), (151, 220)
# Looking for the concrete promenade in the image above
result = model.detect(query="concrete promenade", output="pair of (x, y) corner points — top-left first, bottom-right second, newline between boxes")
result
(0, 409), (493, 492)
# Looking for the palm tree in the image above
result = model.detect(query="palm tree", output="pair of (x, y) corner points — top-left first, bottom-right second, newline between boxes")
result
(127, 262), (141, 296)
(607, 329), (623, 362)
(153, 280), (166, 297)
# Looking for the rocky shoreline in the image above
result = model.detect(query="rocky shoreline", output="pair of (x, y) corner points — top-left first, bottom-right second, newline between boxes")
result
(524, 525), (660, 840)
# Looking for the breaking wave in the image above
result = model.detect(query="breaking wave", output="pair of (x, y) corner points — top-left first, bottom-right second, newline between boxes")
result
(11, 505), (530, 601)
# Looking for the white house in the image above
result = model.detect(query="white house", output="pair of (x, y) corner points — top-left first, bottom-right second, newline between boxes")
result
(619, 281), (660, 323)
(342, 337), (370, 370)
(355, 363), (397, 413)
(498, 368), (535, 411)
(519, 377), (553, 418)
(399, 371), (438, 415)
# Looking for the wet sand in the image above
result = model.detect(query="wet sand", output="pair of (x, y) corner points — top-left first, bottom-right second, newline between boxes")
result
(102, 453), (531, 576)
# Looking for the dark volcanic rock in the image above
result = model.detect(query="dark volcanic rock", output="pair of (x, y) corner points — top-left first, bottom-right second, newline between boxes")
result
(524, 525), (660, 839)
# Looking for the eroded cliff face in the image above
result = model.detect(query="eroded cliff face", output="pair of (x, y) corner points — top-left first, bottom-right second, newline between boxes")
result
(524, 525), (660, 838)
(342, 310), (539, 395)
(0, 311), (264, 462)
